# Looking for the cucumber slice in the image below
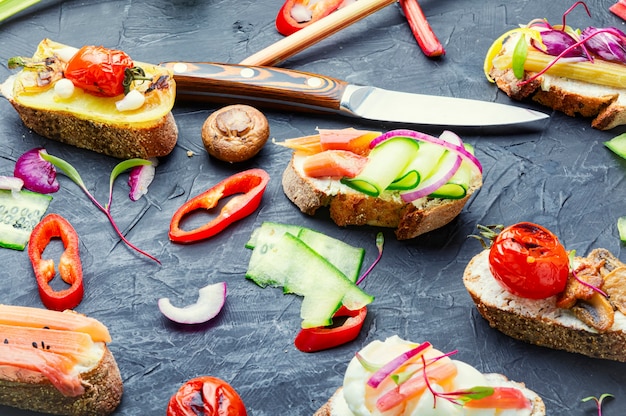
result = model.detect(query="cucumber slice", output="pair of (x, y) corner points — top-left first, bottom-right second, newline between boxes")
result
(618, 216), (626, 242)
(429, 145), (475, 199)
(245, 232), (373, 328)
(388, 141), (447, 191)
(298, 227), (364, 282)
(245, 221), (302, 249)
(605, 133), (626, 159)
(387, 170), (420, 191)
(342, 136), (419, 197)
(0, 189), (52, 250)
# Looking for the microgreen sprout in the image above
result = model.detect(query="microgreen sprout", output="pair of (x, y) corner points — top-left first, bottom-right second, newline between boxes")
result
(582, 393), (614, 416)
(39, 151), (159, 264)
(568, 250), (609, 298)
(417, 351), (494, 408)
(468, 224), (504, 249)
(356, 232), (384, 286)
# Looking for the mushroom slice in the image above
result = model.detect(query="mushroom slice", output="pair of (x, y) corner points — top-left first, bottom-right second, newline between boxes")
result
(602, 266), (626, 315)
(587, 248), (625, 276)
(572, 291), (614, 332)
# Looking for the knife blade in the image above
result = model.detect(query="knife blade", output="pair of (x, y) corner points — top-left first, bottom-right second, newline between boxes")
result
(162, 62), (549, 127)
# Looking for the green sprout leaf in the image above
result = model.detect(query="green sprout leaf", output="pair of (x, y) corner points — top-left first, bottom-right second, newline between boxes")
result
(512, 35), (528, 79)
(108, 158), (152, 208)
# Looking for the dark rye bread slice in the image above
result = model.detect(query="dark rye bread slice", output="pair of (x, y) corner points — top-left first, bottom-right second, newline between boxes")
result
(463, 249), (626, 362)
(313, 373), (546, 416)
(0, 345), (123, 416)
(282, 153), (482, 240)
(7, 99), (178, 160)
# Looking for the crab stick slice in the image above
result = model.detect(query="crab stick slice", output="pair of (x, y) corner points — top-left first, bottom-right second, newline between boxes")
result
(0, 304), (111, 343)
(0, 343), (85, 397)
(0, 324), (99, 364)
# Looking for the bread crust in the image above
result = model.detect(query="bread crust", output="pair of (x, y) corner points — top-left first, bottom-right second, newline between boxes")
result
(463, 250), (626, 362)
(282, 155), (481, 240)
(0, 345), (123, 416)
(8, 99), (178, 160)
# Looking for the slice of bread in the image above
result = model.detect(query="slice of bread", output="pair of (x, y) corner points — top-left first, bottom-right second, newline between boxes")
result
(463, 249), (626, 362)
(314, 373), (546, 416)
(1, 39), (178, 159)
(0, 344), (123, 416)
(282, 153), (482, 240)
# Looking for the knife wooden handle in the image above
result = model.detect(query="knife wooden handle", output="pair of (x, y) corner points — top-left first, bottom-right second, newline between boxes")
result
(162, 62), (349, 112)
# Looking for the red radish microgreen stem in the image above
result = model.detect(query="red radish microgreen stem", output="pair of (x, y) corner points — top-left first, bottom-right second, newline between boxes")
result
(582, 393), (613, 416)
(356, 232), (384, 286)
(517, 27), (625, 87)
(366, 341), (433, 388)
(39, 151), (160, 264)
(420, 354), (494, 407)
(562, 1), (591, 27)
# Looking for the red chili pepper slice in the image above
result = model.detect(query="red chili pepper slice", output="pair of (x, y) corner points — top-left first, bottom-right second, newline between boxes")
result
(294, 305), (367, 353)
(169, 169), (270, 244)
(27, 213), (84, 311)
(275, 0), (345, 36)
(166, 376), (247, 416)
(64, 45), (134, 97)
(399, 0), (445, 57)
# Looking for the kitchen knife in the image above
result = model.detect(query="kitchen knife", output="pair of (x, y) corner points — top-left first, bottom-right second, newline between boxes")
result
(162, 62), (549, 127)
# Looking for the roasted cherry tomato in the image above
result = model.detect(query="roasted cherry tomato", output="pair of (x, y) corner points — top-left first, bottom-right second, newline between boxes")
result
(64, 45), (134, 97)
(167, 376), (247, 416)
(488, 222), (569, 299)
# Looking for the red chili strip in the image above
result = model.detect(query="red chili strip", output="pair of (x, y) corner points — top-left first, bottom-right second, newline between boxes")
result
(295, 306), (367, 353)
(28, 213), (84, 311)
(169, 169), (270, 244)
(275, 0), (344, 36)
(610, 0), (626, 20)
(399, 0), (445, 57)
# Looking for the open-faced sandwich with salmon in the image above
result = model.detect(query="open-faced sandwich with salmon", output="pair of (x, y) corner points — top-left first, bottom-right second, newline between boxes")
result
(485, 2), (626, 130)
(1, 38), (178, 159)
(314, 335), (545, 416)
(464, 222), (626, 362)
(0, 304), (123, 415)
(276, 128), (483, 240)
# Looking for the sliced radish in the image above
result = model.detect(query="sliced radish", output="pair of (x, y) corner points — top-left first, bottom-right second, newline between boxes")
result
(158, 282), (227, 324)
(367, 341), (432, 388)
(128, 158), (157, 201)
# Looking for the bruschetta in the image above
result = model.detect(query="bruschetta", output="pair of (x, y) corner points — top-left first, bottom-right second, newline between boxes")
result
(277, 128), (483, 240)
(313, 335), (545, 416)
(1, 38), (178, 159)
(0, 304), (123, 415)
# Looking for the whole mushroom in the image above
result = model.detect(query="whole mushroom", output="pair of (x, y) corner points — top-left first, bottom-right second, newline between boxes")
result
(201, 104), (270, 163)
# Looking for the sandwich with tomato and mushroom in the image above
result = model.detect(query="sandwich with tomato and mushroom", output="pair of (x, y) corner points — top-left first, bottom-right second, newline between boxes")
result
(464, 222), (626, 362)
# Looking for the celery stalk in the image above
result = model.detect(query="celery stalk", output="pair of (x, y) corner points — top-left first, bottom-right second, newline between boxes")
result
(0, 0), (40, 23)
(493, 49), (626, 89)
